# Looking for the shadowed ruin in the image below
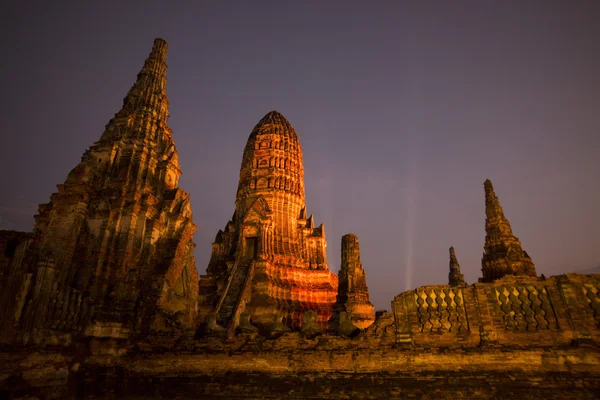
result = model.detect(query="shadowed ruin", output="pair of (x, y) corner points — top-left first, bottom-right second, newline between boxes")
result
(1, 39), (599, 399)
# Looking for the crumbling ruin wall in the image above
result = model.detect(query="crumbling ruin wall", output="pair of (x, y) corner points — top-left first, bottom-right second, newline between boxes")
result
(392, 273), (600, 348)
(0, 231), (35, 343)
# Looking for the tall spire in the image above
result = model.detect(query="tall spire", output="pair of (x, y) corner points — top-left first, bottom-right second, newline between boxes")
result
(101, 38), (170, 142)
(119, 38), (169, 120)
(484, 179), (514, 239)
(2, 38), (198, 346)
(481, 179), (536, 282)
(69, 38), (179, 190)
(235, 110), (307, 260)
(448, 246), (466, 286)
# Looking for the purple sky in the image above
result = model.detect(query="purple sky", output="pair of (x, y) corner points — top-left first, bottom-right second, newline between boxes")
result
(1, 1), (599, 310)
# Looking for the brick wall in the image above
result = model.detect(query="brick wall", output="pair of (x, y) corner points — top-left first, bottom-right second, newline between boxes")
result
(392, 273), (600, 348)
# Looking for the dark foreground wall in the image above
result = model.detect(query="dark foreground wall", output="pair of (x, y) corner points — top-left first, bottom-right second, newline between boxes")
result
(78, 369), (600, 399)
(3, 341), (600, 399)
(2, 273), (600, 399)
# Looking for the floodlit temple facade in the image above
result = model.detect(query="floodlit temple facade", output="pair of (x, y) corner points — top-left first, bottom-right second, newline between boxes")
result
(198, 110), (346, 334)
(0, 38), (598, 399)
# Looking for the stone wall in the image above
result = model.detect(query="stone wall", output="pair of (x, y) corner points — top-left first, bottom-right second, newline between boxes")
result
(0, 230), (34, 343)
(0, 231), (32, 281)
(392, 273), (600, 348)
(2, 273), (600, 398)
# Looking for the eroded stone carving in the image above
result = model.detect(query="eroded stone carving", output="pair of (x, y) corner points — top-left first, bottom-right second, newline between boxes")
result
(237, 310), (258, 334)
(300, 310), (322, 337)
(415, 287), (469, 333)
(495, 285), (557, 331)
(582, 283), (600, 328)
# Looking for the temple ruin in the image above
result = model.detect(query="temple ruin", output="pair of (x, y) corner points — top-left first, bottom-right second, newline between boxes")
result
(0, 38), (599, 399)
(197, 110), (342, 335)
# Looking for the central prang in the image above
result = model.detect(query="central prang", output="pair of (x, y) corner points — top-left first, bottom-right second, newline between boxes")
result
(235, 111), (314, 268)
(198, 111), (371, 335)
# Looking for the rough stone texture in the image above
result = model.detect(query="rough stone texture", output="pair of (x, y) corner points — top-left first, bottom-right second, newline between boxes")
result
(0, 39), (599, 399)
(0, 230), (33, 290)
(72, 346), (600, 399)
(392, 273), (600, 348)
(481, 179), (536, 282)
(300, 310), (323, 337)
(198, 111), (338, 333)
(331, 234), (375, 330)
(448, 246), (466, 286)
(0, 38), (198, 350)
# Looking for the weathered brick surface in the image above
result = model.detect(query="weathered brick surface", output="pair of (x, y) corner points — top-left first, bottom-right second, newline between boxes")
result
(392, 274), (600, 348)
(448, 246), (466, 286)
(0, 39), (599, 399)
(330, 234), (375, 331)
(69, 343), (600, 399)
(0, 231), (34, 343)
(0, 39), (198, 350)
(481, 179), (536, 282)
(198, 110), (338, 333)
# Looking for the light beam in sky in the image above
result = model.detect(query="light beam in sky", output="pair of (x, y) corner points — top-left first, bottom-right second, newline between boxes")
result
(404, 144), (419, 292)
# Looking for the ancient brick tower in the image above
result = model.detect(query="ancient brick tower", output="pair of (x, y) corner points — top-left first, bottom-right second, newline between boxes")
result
(331, 234), (375, 330)
(448, 246), (466, 286)
(0, 39), (198, 345)
(199, 111), (338, 334)
(480, 179), (536, 282)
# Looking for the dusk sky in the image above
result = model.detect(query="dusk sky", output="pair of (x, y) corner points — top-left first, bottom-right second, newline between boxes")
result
(1, 1), (599, 310)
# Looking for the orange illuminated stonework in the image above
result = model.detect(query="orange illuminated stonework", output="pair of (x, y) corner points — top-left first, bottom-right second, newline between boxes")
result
(198, 111), (340, 333)
(1, 38), (599, 399)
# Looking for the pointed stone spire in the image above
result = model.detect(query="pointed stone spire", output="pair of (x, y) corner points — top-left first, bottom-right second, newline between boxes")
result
(481, 179), (536, 282)
(102, 38), (170, 142)
(4, 39), (198, 347)
(331, 234), (375, 331)
(484, 179), (514, 239)
(120, 38), (169, 119)
(448, 246), (466, 286)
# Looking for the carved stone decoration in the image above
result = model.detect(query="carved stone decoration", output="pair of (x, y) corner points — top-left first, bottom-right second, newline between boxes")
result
(268, 313), (292, 337)
(414, 288), (469, 333)
(495, 286), (557, 331)
(236, 311), (258, 335)
(582, 283), (600, 328)
(300, 310), (322, 337)
(331, 234), (375, 331)
(198, 111), (338, 332)
(480, 180), (536, 282)
(336, 312), (361, 337)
